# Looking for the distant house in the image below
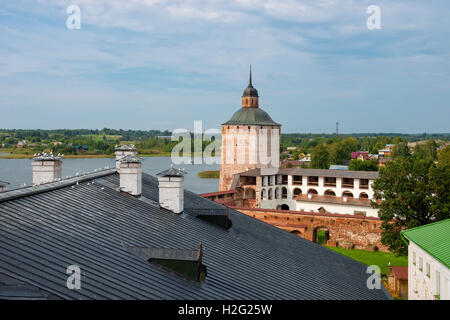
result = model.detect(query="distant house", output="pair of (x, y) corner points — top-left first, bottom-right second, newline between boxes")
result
(401, 219), (450, 300)
(16, 140), (27, 148)
(286, 147), (298, 151)
(388, 266), (408, 299)
(74, 145), (89, 154)
(351, 151), (368, 160)
(378, 144), (395, 158)
(299, 155), (311, 163)
(378, 158), (392, 167)
(281, 159), (306, 168)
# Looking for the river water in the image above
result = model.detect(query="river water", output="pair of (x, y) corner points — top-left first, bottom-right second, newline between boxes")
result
(0, 157), (220, 194)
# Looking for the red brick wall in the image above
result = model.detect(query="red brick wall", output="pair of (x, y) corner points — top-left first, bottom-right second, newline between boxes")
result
(233, 207), (389, 252)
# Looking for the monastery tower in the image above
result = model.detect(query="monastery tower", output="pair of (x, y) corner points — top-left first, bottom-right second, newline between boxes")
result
(219, 67), (281, 191)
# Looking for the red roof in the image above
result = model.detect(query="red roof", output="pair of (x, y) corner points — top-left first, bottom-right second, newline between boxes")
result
(351, 152), (368, 160)
(391, 266), (408, 280)
(378, 158), (392, 164)
(199, 190), (237, 197)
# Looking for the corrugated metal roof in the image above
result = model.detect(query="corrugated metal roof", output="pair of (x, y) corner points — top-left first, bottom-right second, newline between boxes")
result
(0, 171), (391, 300)
(401, 219), (450, 268)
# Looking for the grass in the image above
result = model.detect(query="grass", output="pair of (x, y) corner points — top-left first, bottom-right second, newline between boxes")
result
(197, 170), (220, 179)
(325, 246), (408, 276)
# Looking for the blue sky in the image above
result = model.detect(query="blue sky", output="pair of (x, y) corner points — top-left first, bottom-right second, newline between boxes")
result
(0, 0), (449, 133)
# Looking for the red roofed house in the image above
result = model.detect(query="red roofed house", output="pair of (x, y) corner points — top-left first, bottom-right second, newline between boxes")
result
(388, 266), (408, 299)
(351, 151), (368, 160)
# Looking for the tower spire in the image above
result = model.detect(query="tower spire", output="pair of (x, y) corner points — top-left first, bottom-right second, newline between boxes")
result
(242, 65), (259, 108)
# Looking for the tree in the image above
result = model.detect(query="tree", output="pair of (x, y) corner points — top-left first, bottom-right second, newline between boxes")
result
(437, 145), (450, 167)
(372, 156), (450, 256)
(310, 145), (330, 169)
(328, 143), (349, 165)
(348, 159), (378, 171)
(392, 141), (410, 159)
(413, 140), (438, 161)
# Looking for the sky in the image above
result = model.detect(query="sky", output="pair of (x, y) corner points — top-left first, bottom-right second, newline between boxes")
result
(0, 0), (449, 134)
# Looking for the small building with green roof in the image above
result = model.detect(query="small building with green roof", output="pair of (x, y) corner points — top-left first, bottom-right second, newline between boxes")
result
(401, 219), (450, 300)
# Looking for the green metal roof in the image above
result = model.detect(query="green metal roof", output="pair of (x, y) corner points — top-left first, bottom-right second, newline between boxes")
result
(222, 107), (281, 126)
(401, 219), (450, 268)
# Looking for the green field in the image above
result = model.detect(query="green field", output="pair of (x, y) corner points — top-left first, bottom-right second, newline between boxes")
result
(197, 170), (220, 179)
(325, 246), (408, 276)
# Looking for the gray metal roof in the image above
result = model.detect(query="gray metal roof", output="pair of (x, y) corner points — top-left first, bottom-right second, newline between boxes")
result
(0, 171), (390, 300)
(240, 168), (379, 179)
(223, 107), (281, 126)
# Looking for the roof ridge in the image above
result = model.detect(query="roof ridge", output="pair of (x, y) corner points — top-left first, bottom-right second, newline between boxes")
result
(401, 219), (449, 234)
(0, 169), (116, 203)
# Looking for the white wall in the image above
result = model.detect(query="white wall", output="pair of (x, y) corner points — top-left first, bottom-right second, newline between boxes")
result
(119, 163), (142, 196)
(158, 176), (184, 214)
(258, 174), (378, 216)
(408, 241), (449, 300)
(32, 160), (62, 185)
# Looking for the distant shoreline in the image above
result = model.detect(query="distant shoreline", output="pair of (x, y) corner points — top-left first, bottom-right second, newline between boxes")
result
(0, 153), (173, 159)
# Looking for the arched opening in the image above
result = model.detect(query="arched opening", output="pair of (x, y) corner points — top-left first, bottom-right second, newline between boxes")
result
(318, 207), (327, 213)
(275, 188), (280, 199)
(324, 189), (336, 196)
(307, 188), (318, 195)
(313, 227), (330, 245)
(281, 204), (290, 210)
(291, 230), (302, 237)
(342, 191), (354, 198)
(260, 189), (266, 200)
(245, 188), (256, 199)
(268, 189), (273, 200)
(359, 192), (369, 199)
(293, 188), (302, 199)
(281, 187), (287, 199)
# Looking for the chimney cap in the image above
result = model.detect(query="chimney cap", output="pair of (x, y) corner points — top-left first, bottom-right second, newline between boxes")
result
(115, 144), (136, 151)
(32, 152), (64, 161)
(119, 154), (142, 164)
(156, 166), (187, 177)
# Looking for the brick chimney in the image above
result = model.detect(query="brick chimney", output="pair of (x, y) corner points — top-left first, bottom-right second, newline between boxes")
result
(119, 155), (142, 196)
(156, 167), (186, 214)
(32, 153), (63, 186)
(115, 144), (137, 170)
